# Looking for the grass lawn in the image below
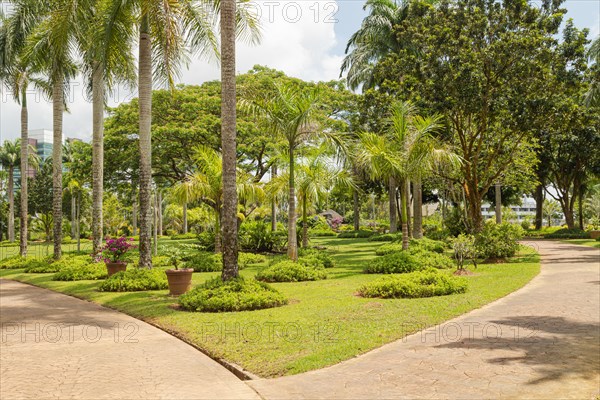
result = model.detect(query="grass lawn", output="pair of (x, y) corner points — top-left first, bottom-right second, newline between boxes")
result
(559, 239), (600, 249)
(0, 237), (540, 378)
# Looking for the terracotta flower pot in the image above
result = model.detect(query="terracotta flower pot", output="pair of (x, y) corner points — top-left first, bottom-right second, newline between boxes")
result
(165, 269), (194, 296)
(106, 262), (128, 277)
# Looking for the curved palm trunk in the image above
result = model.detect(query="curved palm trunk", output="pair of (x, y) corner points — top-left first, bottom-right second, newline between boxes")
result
(92, 64), (105, 254)
(302, 193), (308, 248)
(138, 15), (153, 269)
(287, 148), (298, 261)
(19, 89), (28, 255)
(7, 167), (14, 242)
(220, 0), (239, 280)
(52, 80), (64, 260)
(399, 178), (409, 250)
(413, 178), (423, 239)
(389, 177), (397, 233)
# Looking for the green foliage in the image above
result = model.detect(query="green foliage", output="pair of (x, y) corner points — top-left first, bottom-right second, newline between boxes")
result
(0, 256), (28, 269)
(337, 230), (375, 239)
(256, 261), (327, 282)
(545, 228), (591, 239)
(24, 255), (95, 274)
(409, 237), (447, 253)
(451, 234), (478, 269)
(197, 230), (216, 252)
(52, 263), (107, 281)
(238, 252), (267, 268)
(179, 277), (288, 313)
(358, 269), (468, 299)
(170, 232), (197, 240)
(475, 222), (524, 259)
(364, 252), (420, 274)
(368, 233), (402, 242)
(375, 243), (403, 256)
(182, 252), (223, 272)
(239, 221), (285, 252)
(407, 248), (454, 270)
(98, 269), (168, 292)
(298, 248), (335, 269)
(309, 229), (337, 237)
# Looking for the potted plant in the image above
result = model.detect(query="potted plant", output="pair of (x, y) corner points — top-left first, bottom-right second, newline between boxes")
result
(164, 249), (193, 296)
(99, 237), (136, 277)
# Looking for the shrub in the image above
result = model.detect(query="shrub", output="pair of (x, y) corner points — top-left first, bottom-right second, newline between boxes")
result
(0, 256), (27, 269)
(197, 231), (216, 252)
(451, 234), (478, 270)
(256, 260), (327, 282)
(408, 248), (454, 269)
(238, 252), (267, 268)
(52, 263), (107, 281)
(545, 228), (591, 239)
(239, 221), (285, 252)
(375, 243), (404, 256)
(364, 252), (421, 274)
(23, 257), (59, 273)
(298, 248), (335, 268)
(182, 252), (222, 272)
(409, 237), (447, 253)
(309, 229), (337, 237)
(337, 230), (375, 239)
(475, 222), (524, 259)
(369, 233), (402, 242)
(179, 277), (287, 312)
(98, 269), (168, 292)
(358, 269), (468, 299)
(170, 232), (197, 240)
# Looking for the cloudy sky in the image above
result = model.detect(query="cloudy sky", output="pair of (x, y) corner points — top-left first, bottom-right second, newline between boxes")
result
(0, 0), (598, 143)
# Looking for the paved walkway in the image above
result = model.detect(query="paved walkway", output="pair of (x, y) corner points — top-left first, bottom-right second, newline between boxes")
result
(249, 241), (600, 399)
(0, 280), (260, 400)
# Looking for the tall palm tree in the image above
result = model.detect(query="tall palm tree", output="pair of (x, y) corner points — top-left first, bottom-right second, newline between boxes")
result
(244, 83), (323, 261)
(356, 101), (459, 249)
(586, 36), (599, 106)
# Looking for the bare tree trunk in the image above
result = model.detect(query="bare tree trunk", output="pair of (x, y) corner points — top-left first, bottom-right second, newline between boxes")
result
(182, 201), (188, 234)
(302, 194), (309, 248)
(413, 178), (423, 239)
(71, 195), (76, 238)
(578, 186), (584, 230)
(19, 89), (29, 255)
(353, 189), (360, 231)
(7, 167), (14, 242)
(157, 190), (163, 236)
(220, 0), (239, 280)
(534, 184), (543, 230)
(52, 80), (63, 260)
(132, 199), (137, 236)
(389, 177), (397, 233)
(287, 148), (298, 261)
(399, 179), (409, 250)
(495, 182), (502, 224)
(92, 64), (104, 253)
(153, 192), (158, 256)
(214, 206), (222, 254)
(138, 15), (153, 269)
(271, 165), (277, 231)
(406, 180), (412, 238)
(76, 192), (81, 252)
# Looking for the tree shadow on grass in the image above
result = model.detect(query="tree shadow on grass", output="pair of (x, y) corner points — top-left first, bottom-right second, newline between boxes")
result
(436, 315), (600, 385)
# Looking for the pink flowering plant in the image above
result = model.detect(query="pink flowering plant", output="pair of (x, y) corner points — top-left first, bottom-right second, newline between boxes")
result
(98, 237), (136, 263)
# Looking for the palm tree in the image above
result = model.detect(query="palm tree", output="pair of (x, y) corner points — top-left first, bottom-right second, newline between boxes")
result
(356, 101), (459, 249)
(586, 36), (599, 106)
(244, 83), (324, 261)
(542, 199), (561, 227)
(172, 146), (263, 254)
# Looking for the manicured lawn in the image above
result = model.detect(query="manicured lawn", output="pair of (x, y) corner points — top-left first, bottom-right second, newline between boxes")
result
(0, 237), (540, 378)
(559, 239), (600, 249)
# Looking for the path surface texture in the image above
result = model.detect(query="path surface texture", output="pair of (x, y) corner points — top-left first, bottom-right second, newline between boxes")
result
(0, 279), (260, 400)
(1, 241), (599, 400)
(249, 241), (600, 399)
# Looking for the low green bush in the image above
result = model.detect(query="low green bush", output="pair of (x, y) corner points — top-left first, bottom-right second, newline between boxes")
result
(98, 268), (168, 292)
(364, 252), (421, 274)
(52, 262), (107, 281)
(337, 230), (375, 239)
(170, 232), (197, 240)
(256, 260), (327, 282)
(179, 277), (287, 312)
(368, 233), (402, 242)
(408, 248), (454, 269)
(239, 221), (285, 252)
(410, 237), (447, 253)
(375, 243), (404, 256)
(358, 269), (468, 299)
(309, 229), (337, 237)
(545, 228), (591, 239)
(298, 248), (335, 268)
(181, 251), (222, 272)
(238, 252), (267, 268)
(0, 255), (27, 269)
(475, 222), (524, 259)
(25, 255), (95, 274)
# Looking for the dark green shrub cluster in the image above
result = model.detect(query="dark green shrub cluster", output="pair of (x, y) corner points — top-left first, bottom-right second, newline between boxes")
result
(364, 252), (421, 274)
(408, 248), (454, 269)
(309, 229), (337, 237)
(409, 237), (447, 253)
(358, 269), (468, 299)
(545, 228), (591, 239)
(179, 277), (287, 312)
(238, 252), (267, 268)
(182, 252), (222, 272)
(337, 230), (375, 239)
(475, 222), (524, 259)
(423, 224), (450, 240)
(98, 268), (168, 292)
(170, 232), (198, 240)
(239, 221), (285, 252)
(53, 262), (107, 281)
(24, 256), (85, 273)
(368, 233), (402, 242)
(0, 255), (27, 269)
(375, 243), (404, 256)
(298, 248), (335, 268)
(256, 260), (327, 282)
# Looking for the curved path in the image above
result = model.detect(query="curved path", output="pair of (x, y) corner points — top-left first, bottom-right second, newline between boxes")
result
(248, 241), (600, 399)
(0, 279), (260, 400)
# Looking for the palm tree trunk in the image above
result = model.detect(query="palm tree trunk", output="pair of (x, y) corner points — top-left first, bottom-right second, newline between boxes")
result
(153, 192), (158, 256)
(495, 182), (502, 224)
(76, 192), (81, 252)
(271, 165), (277, 231)
(302, 193), (308, 248)
(406, 180), (412, 238)
(287, 147), (298, 261)
(400, 178), (409, 250)
(132, 198), (137, 236)
(92, 63), (104, 253)
(138, 15), (153, 269)
(182, 201), (188, 234)
(578, 188), (584, 230)
(157, 190), (163, 236)
(214, 206), (222, 254)
(389, 176), (397, 233)
(413, 178), (423, 239)
(7, 167), (14, 242)
(220, 0), (239, 280)
(19, 88), (29, 256)
(353, 189), (360, 231)
(71, 195), (76, 238)
(52, 80), (63, 260)
(534, 184), (544, 230)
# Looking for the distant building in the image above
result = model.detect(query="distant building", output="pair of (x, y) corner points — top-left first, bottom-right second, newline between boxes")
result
(29, 129), (54, 161)
(481, 196), (537, 222)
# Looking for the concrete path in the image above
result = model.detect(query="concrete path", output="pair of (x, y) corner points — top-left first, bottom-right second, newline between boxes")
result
(249, 241), (600, 399)
(0, 279), (260, 400)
